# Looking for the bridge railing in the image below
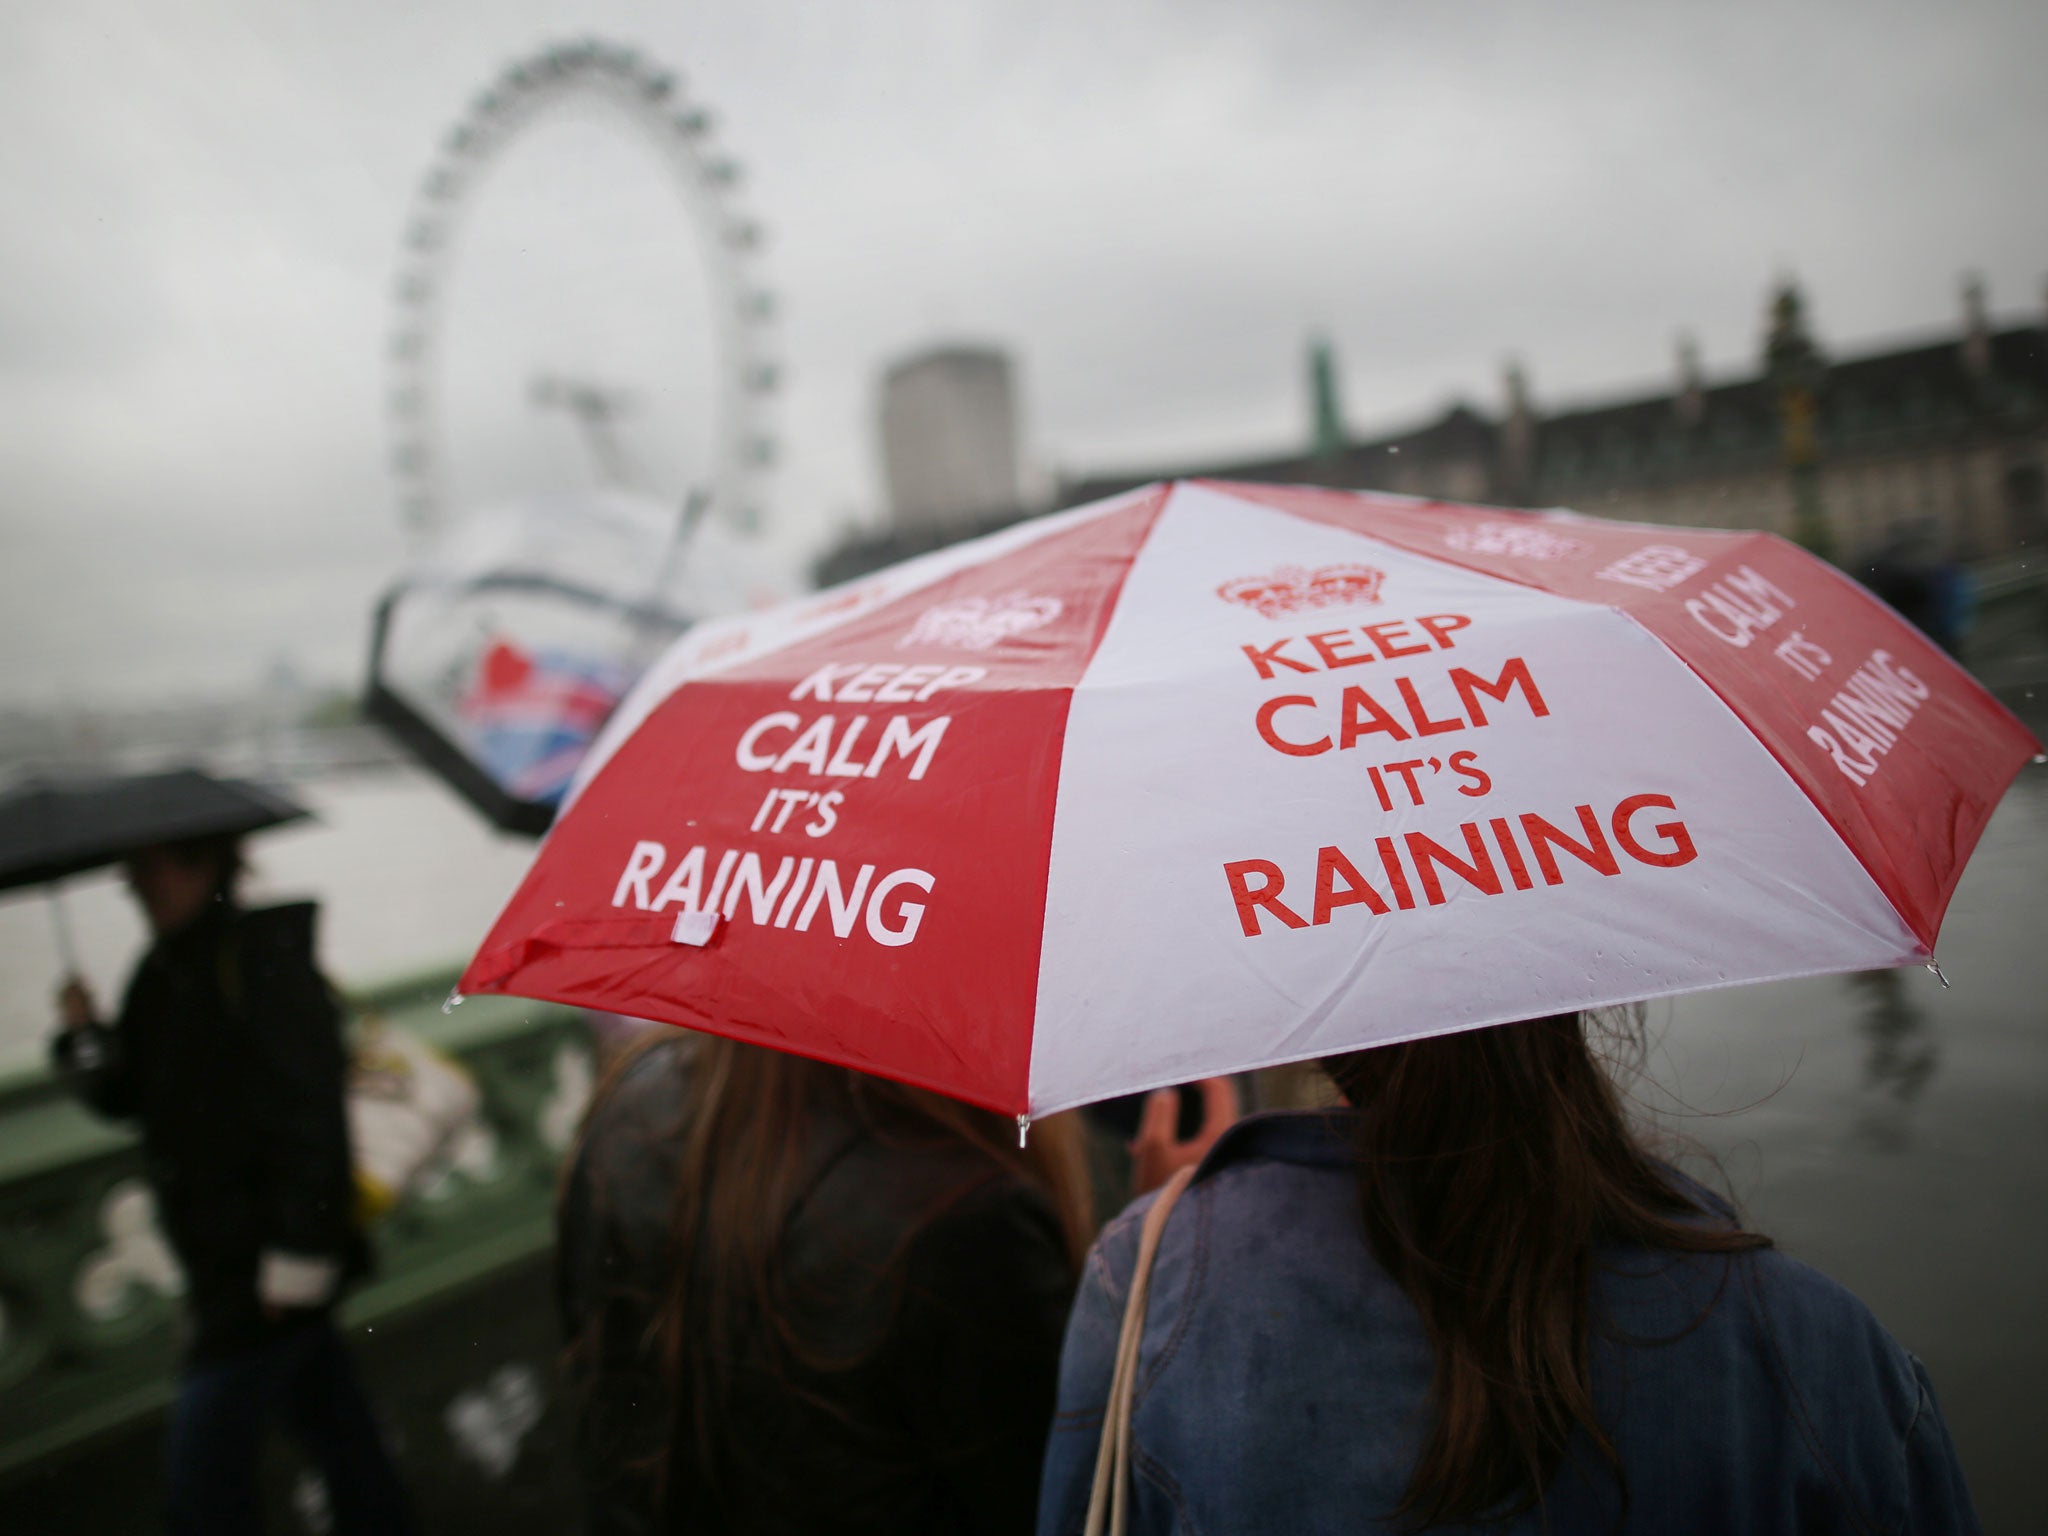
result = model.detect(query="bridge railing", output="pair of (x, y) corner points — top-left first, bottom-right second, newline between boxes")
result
(0, 973), (592, 1484)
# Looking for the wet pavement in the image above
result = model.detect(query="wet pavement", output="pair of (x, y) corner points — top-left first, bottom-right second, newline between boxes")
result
(1647, 691), (2047, 1531)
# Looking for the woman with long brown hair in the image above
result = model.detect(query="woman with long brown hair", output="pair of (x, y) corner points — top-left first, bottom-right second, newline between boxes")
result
(557, 1029), (1094, 1534)
(1038, 1010), (1978, 1533)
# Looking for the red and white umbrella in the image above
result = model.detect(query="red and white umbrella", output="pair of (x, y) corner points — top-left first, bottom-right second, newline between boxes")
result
(460, 480), (2040, 1125)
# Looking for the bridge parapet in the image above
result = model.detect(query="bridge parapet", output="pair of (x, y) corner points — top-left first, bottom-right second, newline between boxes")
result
(0, 972), (591, 1484)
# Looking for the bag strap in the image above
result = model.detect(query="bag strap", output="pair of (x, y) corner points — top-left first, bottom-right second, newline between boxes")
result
(1083, 1164), (1198, 1536)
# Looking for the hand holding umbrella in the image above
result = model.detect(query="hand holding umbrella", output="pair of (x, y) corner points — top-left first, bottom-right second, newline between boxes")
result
(54, 974), (102, 1071)
(1128, 1077), (1243, 1195)
(56, 976), (95, 1030)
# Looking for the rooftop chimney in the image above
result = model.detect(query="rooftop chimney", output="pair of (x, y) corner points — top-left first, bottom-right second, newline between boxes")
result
(1308, 334), (1345, 462)
(1961, 273), (1991, 379)
(1500, 359), (1536, 505)
(1674, 333), (1705, 427)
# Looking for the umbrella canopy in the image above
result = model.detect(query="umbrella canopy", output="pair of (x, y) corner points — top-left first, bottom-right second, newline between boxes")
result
(0, 768), (310, 893)
(460, 480), (2042, 1121)
(364, 492), (792, 834)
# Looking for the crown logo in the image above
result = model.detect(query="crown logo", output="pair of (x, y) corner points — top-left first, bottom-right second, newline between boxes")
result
(1216, 563), (1384, 620)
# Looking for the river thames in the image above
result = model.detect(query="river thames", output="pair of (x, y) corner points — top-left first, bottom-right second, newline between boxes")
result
(2, 704), (2044, 1526)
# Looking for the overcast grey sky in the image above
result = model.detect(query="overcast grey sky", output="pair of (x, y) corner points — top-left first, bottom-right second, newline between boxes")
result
(2, 0), (2043, 705)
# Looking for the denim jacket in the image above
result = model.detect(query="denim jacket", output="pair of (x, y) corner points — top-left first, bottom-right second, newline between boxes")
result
(1039, 1111), (1977, 1535)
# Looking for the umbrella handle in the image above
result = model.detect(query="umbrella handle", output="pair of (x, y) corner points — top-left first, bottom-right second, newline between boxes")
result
(46, 884), (80, 978)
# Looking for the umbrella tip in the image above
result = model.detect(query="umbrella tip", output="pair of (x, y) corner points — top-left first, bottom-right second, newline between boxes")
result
(1016, 1113), (1031, 1148)
(1924, 960), (1949, 990)
(443, 989), (467, 1014)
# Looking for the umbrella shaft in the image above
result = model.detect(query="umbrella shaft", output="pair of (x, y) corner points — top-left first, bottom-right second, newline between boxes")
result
(46, 885), (79, 975)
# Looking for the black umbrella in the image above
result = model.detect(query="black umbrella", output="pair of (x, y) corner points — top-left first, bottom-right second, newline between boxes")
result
(0, 768), (311, 970)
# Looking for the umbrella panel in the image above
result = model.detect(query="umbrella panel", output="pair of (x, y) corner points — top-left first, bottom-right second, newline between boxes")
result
(0, 769), (309, 893)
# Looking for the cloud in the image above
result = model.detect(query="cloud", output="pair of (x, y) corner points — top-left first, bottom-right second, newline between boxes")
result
(1, 0), (2044, 703)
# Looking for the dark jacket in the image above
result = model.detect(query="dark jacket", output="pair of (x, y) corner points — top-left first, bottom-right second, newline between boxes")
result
(54, 899), (364, 1360)
(1040, 1111), (1979, 1535)
(557, 1035), (1077, 1536)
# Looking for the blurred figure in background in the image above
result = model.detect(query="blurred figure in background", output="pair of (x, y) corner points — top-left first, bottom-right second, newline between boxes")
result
(1861, 520), (1972, 654)
(557, 1031), (1094, 1534)
(52, 836), (414, 1536)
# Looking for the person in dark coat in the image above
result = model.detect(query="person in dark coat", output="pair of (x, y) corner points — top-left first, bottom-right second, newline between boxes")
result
(1039, 1011), (1979, 1534)
(557, 1030), (1095, 1536)
(53, 835), (414, 1536)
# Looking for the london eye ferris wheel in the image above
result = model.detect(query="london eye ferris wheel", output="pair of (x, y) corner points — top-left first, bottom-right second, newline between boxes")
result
(385, 37), (778, 542)
(368, 39), (781, 833)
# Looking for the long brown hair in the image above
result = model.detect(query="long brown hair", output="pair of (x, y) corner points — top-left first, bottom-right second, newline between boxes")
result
(1322, 1010), (1769, 1527)
(642, 1035), (1090, 1510)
